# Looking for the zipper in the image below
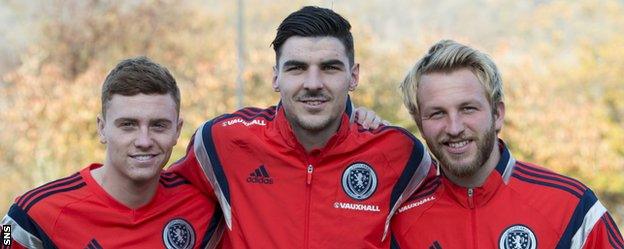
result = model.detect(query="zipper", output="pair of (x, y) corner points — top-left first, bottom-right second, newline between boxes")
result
(468, 188), (477, 249)
(304, 164), (314, 248)
(467, 188), (474, 208)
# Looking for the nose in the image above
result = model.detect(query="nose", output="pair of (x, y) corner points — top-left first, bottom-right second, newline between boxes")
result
(303, 67), (324, 91)
(445, 113), (465, 137)
(134, 127), (153, 149)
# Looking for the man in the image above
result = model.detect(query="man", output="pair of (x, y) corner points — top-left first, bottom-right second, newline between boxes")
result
(1, 57), (222, 248)
(170, 6), (433, 248)
(393, 40), (624, 248)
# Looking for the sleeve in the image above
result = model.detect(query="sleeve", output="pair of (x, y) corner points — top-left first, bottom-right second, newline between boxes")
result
(383, 128), (433, 241)
(1, 204), (45, 249)
(581, 212), (624, 249)
(168, 121), (234, 230)
(168, 134), (216, 198)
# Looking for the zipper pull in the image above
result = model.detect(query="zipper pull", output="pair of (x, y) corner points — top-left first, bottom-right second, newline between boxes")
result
(467, 188), (475, 208)
(307, 164), (314, 185)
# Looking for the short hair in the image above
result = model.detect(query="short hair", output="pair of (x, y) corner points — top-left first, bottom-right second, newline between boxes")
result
(401, 40), (503, 119)
(271, 6), (354, 66)
(101, 56), (180, 118)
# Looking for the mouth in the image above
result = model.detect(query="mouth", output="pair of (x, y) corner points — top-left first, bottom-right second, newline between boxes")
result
(297, 96), (330, 109)
(442, 139), (472, 154)
(129, 154), (158, 162)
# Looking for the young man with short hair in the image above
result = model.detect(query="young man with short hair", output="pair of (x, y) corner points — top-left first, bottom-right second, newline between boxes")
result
(393, 40), (623, 248)
(170, 6), (433, 249)
(2, 57), (222, 249)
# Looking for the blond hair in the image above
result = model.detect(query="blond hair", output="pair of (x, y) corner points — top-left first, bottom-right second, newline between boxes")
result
(400, 40), (503, 119)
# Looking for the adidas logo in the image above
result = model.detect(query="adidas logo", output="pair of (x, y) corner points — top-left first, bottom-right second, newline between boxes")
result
(246, 165), (273, 184)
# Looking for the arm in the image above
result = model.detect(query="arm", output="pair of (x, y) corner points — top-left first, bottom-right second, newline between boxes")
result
(582, 212), (624, 249)
(2, 204), (45, 249)
(354, 106), (390, 130)
(168, 134), (216, 198)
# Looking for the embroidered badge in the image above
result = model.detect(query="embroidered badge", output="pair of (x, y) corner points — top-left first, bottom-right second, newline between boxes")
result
(499, 224), (537, 249)
(342, 162), (377, 200)
(163, 218), (195, 249)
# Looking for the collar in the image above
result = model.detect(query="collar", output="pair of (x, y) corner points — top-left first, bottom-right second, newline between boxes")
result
(442, 139), (516, 208)
(272, 96), (355, 154)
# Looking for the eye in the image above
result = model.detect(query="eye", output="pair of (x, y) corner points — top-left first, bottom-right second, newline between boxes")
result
(428, 111), (444, 120)
(461, 106), (477, 113)
(285, 65), (305, 72)
(151, 121), (171, 131)
(322, 65), (340, 71)
(118, 121), (137, 130)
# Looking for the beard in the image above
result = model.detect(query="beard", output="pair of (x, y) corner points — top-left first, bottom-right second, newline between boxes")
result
(286, 91), (342, 132)
(427, 122), (497, 179)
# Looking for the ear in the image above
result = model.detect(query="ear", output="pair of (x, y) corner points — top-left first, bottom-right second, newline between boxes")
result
(97, 114), (107, 144)
(174, 118), (184, 145)
(493, 101), (505, 133)
(348, 63), (360, 91)
(272, 65), (280, 92)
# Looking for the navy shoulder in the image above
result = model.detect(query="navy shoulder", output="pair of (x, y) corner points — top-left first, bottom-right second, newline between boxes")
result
(14, 172), (87, 213)
(160, 171), (191, 188)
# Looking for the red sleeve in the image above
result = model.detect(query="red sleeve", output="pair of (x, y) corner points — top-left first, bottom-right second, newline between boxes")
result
(4, 240), (27, 249)
(582, 212), (624, 249)
(168, 136), (216, 199)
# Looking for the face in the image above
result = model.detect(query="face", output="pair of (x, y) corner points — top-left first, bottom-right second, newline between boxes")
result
(417, 69), (504, 178)
(273, 36), (359, 133)
(98, 93), (182, 183)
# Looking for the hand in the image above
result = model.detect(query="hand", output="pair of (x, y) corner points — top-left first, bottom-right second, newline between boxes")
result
(354, 107), (390, 130)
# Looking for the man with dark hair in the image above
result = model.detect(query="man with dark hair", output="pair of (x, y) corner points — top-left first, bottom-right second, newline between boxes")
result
(393, 40), (623, 248)
(1, 57), (222, 248)
(170, 6), (433, 249)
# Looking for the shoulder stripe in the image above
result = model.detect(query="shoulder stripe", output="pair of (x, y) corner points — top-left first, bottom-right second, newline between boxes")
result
(511, 173), (582, 199)
(514, 165), (585, 196)
(385, 137), (432, 241)
(160, 172), (178, 181)
(556, 190), (604, 249)
(199, 206), (224, 249)
(195, 120), (233, 229)
(159, 179), (190, 188)
(3, 204), (56, 249)
(603, 214), (624, 248)
(235, 107), (276, 117)
(516, 162), (587, 192)
(17, 173), (81, 207)
(86, 239), (103, 249)
(23, 182), (86, 212)
(407, 177), (440, 202)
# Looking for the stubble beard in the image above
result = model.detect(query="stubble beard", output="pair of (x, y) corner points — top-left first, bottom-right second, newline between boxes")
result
(430, 122), (497, 179)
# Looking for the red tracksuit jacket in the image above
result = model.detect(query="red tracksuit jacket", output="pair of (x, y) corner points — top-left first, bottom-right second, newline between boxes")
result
(1, 164), (222, 249)
(170, 101), (433, 249)
(391, 140), (624, 249)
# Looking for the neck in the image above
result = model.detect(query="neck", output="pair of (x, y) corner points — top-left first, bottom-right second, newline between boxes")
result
(291, 117), (343, 153)
(446, 140), (501, 188)
(91, 164), (159, 209)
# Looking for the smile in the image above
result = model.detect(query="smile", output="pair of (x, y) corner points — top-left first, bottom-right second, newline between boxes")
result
(447, 140), (469, 148)
(130, 154), (157, 161)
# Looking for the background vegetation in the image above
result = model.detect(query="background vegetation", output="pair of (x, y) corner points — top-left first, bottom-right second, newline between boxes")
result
(1, 0), (622, 229)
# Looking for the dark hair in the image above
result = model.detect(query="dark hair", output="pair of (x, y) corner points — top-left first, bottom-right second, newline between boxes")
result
(271, 6), (354, 66)
(101, 56), (180, 118)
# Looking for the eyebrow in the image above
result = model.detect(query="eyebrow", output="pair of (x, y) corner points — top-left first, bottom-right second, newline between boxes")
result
(320, 59), (345, 68)
(282, 60), (307, 68)
(113, 118), (174, 125)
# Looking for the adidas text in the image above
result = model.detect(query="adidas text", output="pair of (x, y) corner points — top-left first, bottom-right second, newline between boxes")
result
(246, 176), (273, 184)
